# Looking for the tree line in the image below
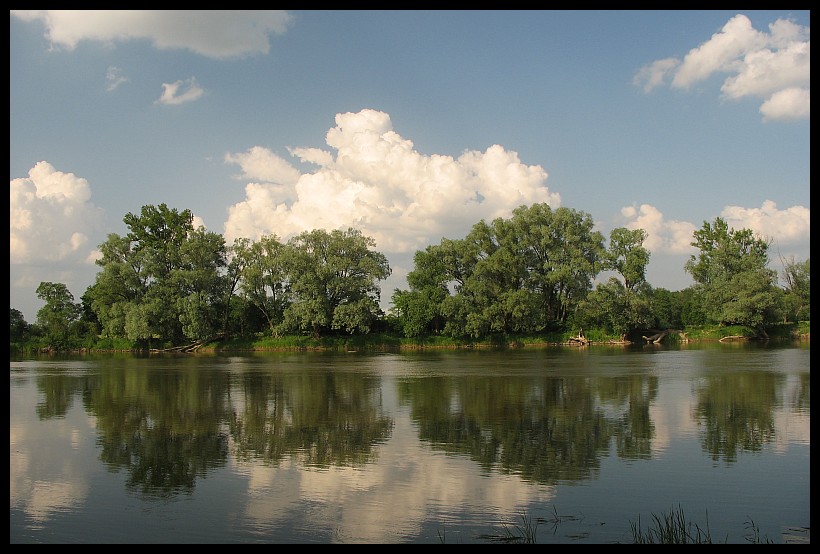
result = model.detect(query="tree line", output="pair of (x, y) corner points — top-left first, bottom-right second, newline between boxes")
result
(10, 202), (810, 352)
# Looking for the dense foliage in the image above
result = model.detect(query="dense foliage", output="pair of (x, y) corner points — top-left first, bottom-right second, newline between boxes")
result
(684, 217), (781, 332)
(10, 203), (810, 353)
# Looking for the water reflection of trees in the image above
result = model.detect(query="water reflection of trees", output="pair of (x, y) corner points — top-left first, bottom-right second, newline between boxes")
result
(792, 372), (810, 413)
(397, 374), (658, 485)
(30, 366), (393, 497)
(693, 371), (782, 462)
(228, 371), (393, 467)
(84, 367), (232, 496)
(596, 375), (659, 460)
(25, 355), (806, 495)
(35, 374), (82, 419)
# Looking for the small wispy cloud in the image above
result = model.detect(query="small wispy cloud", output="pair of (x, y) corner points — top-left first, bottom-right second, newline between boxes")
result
(105, 65), (128, 92)
(156, 77), (205, 106)
(633, 58), (680, 94)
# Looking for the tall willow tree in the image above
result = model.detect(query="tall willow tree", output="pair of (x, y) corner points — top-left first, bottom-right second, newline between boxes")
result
(390, 244), (453, 337)
(233, 234), (291, 336)
(684, 217), (780, 331)
(35, 281), (82, 349)
(574, 227), (652, 339)
(280, 228), (391, 337)
(779, 256), (810, 322)
(86, 204), (229, 347)
(174, 227), (229, 342)
(393, 203), (605, 338)
(505, 203), (604, 327)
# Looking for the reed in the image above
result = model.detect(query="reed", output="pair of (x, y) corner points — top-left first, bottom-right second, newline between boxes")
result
(629, 504), (715, 544)
(629, 505), (774, 544)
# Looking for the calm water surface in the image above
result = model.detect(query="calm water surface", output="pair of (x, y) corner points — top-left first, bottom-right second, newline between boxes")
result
(10, 342), (810, 544)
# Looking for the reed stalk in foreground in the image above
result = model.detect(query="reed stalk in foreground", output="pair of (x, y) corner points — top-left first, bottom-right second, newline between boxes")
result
(629, 505), (775, 544)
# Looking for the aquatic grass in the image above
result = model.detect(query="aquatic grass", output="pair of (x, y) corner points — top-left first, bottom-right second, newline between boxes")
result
(743, 518), (774, 544)
(472, 507), (586, 544)
(630, 507), (779, 544)
(630, 504), (718, 544)
(477, 512), (541, 544)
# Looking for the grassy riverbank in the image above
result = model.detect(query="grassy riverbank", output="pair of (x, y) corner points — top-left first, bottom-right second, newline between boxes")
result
(11, 321), (809, 356)
(196, 321), (808, 353)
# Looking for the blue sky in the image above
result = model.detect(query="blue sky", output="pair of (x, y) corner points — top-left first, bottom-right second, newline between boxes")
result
(10, 10), (810, 323)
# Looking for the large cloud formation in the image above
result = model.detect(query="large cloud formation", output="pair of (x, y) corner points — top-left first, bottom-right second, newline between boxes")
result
(223, 109), (561, 254)
(10, 161), (105, 265)
(10, 10), (293, 59)
(634, 14), (810, 121)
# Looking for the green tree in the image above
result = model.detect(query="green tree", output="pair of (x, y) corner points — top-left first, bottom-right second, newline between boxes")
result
(393, 203), (605, 339)
(679, 286), (707, 328)
(649, 288), (685, 330)
(234, 235), (291, 336)
(390, 288), (445, 338)
(684, 217), (780, 332)
(123, 204), (197, 344)
(35, 282), (81, 349)
(447, 218), (535, 337)
(281, 228), (391, 337)
(123, 203), (194, 279)
(10, 308), (32, 346)
(575, 278), (652, 340)
(577, 227), (652, 340)
(605, 228), (650, 292)
(390, 242), (461, 337)
(85, 232), (148, 340)
(79, 290), (102, 337)
(509, 204), (604, 327)
(174, 226), (229, 342)
(779, 256), (810, 322)
(87, 203), (230, 347)
(456, 204), (604, 336)
(414, 237), (482, 338)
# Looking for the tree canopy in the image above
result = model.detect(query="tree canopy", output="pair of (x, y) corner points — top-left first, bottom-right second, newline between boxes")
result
(684, 217), (781, 331)
(11, 204), (809, 351)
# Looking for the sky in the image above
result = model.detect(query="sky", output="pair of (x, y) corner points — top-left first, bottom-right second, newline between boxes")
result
(10, 10), (810, 323)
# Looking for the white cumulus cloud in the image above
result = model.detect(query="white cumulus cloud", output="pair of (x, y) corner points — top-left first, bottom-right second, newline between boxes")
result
(720, 200), (810, 244)
(619, 204), (697, 255)
(635, 14), (810, 121)
(759, 87), (810, 121)
(222, 109), (560, 254)
(10, 10), (293, 59)
(225, 146), (302, 186)
(671, 14), (767, 89)
(618, 200), (810, 259)
(10, 161), (106, 265)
